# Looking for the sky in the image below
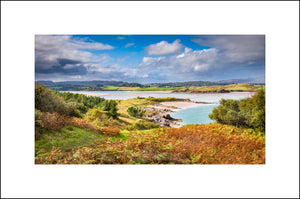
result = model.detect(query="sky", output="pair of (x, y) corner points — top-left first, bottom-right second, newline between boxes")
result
(35, 35), (265, 84)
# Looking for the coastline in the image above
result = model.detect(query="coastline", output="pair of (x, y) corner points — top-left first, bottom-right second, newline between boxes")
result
(146, 101), (214, 127)
(62, 90), (172, 97)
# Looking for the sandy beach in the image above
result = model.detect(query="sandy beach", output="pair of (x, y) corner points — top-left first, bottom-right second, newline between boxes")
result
(159, 101), (208, 108)
(148, 101), (212, 111)
(85, 93), (109, 97)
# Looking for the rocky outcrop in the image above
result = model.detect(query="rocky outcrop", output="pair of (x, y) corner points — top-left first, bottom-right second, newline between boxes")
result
(142, 99), (213, 127)
(144, 106), (182, 127)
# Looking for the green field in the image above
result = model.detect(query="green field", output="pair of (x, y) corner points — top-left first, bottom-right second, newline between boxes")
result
(102, 86), (120, 90)
(135, 87), (177, 91)
(47, 83), (264, 93)
(172, 83), (265, 93)
(102, 84), (264, 92)
(101, 86), (177, 91)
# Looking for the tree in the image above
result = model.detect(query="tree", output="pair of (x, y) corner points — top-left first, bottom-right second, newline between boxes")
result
(209, 90), (265, 132)
(102, 100), (118, 119)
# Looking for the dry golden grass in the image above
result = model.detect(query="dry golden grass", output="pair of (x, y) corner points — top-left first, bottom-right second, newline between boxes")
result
(36, 123), (264, 164)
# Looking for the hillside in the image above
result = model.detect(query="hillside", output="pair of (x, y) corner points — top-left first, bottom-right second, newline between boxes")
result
(35, 84), (265, 164)
(36, 79), (265, 92)
(172, 83), (265, 93)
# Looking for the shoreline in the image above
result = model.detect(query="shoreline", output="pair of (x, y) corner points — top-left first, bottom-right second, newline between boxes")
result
(146, 101), (214, 127)
(60, 90), (254, 94)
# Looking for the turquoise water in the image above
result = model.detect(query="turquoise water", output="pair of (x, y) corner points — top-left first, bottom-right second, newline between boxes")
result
(170, 104), (218, 127)
(65, 91), (253, 126)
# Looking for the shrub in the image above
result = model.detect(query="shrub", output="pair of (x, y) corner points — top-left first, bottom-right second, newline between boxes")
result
(101, 100), (119, 119)
(101, 125), (121, 136)
(85, 108), (108, 122)
(35, 110), (103, 139)
(35, 84), (80, 117)
(35, 123), (265, 164)
(127, 106), (146, 117)
(35, 111), (67, 138)
(209, 90), (265, 132)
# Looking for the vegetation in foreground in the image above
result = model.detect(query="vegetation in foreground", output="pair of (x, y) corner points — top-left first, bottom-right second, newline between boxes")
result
(36, 124), (264, 164)
(35, 84), (265, 164)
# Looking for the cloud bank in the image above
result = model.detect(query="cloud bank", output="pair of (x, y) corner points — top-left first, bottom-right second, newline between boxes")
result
(35, 35), (265, 83)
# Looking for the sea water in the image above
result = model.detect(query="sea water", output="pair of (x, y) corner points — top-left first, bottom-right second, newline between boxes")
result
(64, 91), (253, 126)
(170, 104), (218, 127)
(65, 91), (253, 102)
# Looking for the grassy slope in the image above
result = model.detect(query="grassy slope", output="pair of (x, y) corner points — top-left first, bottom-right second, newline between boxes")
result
(97, 84), (265, 92)
(35, 123), (265, 164)
(35, 93), (265, 164)
(172, 83), (265, 93)
(35, 126), (127, 155)
(35, 97), (185, 156)
(102, 86), (177, 91)
(47, 83), (264, 92)
(135, 87), (177, 91)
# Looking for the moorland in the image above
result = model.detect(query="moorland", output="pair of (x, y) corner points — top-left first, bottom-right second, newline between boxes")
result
(35, 82), (265, 164)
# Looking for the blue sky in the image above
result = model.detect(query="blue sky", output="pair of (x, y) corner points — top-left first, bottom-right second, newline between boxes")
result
(35, 35), (265, 83)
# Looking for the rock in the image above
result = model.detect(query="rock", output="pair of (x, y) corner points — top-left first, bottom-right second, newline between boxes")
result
(147, 104), (182, 127)
(163, 114), (173, 120)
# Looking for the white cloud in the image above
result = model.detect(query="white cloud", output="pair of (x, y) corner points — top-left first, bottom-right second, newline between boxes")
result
(138, 48), (218, 81)
(117, 36), (126, 40)
(125, 43), (134, 48)
(35, 35), (114, 70)
(71, 40), (114, 50)
(142, 56), (165, 65)
(145, 39), (183, 55)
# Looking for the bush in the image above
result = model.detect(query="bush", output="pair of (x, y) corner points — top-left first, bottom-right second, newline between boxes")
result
(85, 108), (108, 122)
(84, 108), (122, 127)
(101, 125), (121, 136)
(127, 106), (146, 117)
(35, 84), (80, 117)
(35, 109), (103, 139)
(102, 100), (118, 119)
(35, 110), (67, 139)
(209, 90), (265, 132)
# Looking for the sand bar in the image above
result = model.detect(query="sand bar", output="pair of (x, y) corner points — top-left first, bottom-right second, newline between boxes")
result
(160, 101), (202, 108)
(149, 101), (213, 110)
(85, 93), (109, 97)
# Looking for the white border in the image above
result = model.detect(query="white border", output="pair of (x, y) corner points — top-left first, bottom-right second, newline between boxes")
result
(1, 1), (299, 198)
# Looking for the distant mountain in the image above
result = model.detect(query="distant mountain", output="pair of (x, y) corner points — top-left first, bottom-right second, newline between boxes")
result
(145, 81), (224, 87)
(35, 81), (56, 85)
(216, 77), (265, 84)
(35, 77), (265, 90)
